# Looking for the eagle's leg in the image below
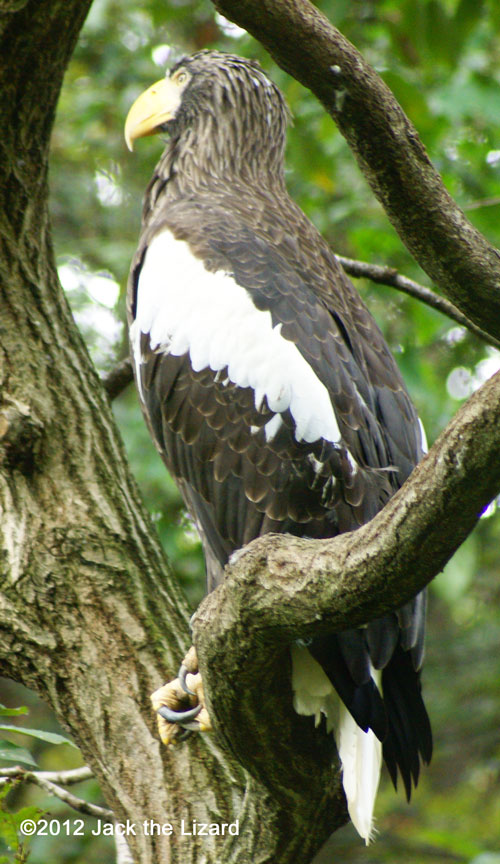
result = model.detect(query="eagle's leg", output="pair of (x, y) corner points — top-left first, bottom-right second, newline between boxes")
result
(150, 646), (212, 745)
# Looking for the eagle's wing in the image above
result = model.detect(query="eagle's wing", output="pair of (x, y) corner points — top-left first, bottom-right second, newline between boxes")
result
(128, 195), (431, 827)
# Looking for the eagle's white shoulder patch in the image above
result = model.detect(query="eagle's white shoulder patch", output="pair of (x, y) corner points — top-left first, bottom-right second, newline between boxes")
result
(134, 230), (341, 445)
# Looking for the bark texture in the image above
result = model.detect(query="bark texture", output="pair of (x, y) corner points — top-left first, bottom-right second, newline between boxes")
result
(0, 3), (290, 863)
(0, 2), (346, 862)
(213, 0), (500, 340)
(1, 2), (500, 864)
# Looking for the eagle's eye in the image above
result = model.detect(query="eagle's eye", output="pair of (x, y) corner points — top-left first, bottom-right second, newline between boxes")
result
(173, 69), (188, 86)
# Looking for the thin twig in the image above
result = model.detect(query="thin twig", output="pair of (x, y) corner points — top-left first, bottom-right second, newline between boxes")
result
(464, 195), (500, 211)
(1, 765), (133, 864)
(337, 255), (500, 350)
(0, 766), (91, 784)
(32, 776), (113, 819)
(0, 765), (113, 819)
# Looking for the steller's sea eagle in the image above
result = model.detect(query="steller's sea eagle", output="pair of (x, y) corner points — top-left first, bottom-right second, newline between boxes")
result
(124, 50), (432, 843)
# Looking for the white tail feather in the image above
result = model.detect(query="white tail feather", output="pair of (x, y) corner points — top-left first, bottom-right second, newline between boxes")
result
(337, 702), (381, 843)
(290, 642), (338, 732)
(291, 644), (381, 844)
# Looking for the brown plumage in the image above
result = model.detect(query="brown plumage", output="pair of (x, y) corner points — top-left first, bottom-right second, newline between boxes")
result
(126, 50), (432, 836)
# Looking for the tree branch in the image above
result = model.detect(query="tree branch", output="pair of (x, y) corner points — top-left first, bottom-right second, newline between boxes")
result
(0, 766), (92, 785)
(0, 766), (113, 819)
(194, 369), (500, 779)
(102, 357), (134, 401)
(337, 255), (500, 350)
(212, 0), (500, 340)
(0, 766), (136, 864)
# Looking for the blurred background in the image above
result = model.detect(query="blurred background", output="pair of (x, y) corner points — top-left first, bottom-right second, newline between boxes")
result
(1, 0), (500, 861)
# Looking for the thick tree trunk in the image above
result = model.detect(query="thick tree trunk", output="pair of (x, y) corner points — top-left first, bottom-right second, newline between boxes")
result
(0, 5), (252, 864)
(0, 3), (347, 863)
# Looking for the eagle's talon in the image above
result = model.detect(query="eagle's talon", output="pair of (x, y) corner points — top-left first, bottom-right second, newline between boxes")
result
(178, 663), (196, 696)
(151, 647), (212, 744)
(157, 703), (202, 724)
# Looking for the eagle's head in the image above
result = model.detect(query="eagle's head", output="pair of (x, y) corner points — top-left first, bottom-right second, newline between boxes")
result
(125, 50), (288, 182)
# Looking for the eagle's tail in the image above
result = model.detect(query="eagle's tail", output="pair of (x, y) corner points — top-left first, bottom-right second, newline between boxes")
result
(336, 700), (381, 843)
(291, 643), (381, 844)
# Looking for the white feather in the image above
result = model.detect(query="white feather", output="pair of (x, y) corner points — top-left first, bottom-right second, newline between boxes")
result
(264, 413), (283, 442)
(418, 416), (428, 454)
(337, 699), (381, 844)
(134, 231), (341, 445)
(291, 644), (337, 733)
(291, 644), (382, 845)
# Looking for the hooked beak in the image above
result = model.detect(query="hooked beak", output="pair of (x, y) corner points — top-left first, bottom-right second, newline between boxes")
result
(124, 77), (182, 151)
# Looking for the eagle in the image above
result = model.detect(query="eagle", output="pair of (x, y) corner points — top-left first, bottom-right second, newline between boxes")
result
(124, 50), (432, 843)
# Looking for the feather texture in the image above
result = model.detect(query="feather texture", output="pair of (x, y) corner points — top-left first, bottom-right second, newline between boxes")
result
(127, 50), (432, 843)
(133, 230), (342, 445)
(337, 701), (382, 844)
(291, 644), (381, 843)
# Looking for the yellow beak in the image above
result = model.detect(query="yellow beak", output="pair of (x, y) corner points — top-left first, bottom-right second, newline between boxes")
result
(124, 77), (183, 151)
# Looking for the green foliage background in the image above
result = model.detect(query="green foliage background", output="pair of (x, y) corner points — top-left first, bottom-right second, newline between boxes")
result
(1, 0), (500, 861)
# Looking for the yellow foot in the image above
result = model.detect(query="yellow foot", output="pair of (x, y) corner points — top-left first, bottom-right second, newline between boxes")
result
(151, 646), (212, 746)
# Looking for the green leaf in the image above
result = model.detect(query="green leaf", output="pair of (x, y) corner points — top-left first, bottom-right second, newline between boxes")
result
(0, 806), (44, 854)
(0, 740), (38, 768)
(0, 811), (20, 852)
(0, 725), (77, 748)
(11, 805), (44, 827)
(0, 706), (28, 718)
